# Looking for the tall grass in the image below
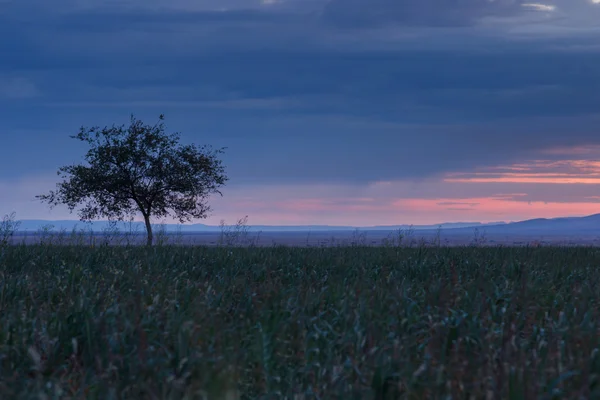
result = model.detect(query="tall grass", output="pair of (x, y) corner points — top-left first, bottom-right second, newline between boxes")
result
(1, 242), (600, 398)
(0, 212), (20, 246)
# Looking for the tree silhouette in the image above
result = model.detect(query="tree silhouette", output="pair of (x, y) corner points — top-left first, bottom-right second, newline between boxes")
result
(37, 114), (228, 245)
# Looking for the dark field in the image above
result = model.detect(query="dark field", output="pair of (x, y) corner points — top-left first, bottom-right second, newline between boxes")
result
(1, 243), (600, 399)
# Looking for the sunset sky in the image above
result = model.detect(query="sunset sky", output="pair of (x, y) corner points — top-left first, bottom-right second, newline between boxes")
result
(2, 0), (600, 226)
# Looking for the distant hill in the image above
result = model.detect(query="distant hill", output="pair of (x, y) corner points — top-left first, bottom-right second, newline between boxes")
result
(10, 215), (600, 246)
(443, 213), (600, 235)
(12, 214), (600, 236)
(13, 219), (502, 233)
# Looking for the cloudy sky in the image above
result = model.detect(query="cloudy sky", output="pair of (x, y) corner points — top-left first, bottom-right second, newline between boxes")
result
(2, 0), (600, 226)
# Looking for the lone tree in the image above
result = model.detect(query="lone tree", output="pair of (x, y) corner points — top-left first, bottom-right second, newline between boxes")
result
(37, 114), (228, 246)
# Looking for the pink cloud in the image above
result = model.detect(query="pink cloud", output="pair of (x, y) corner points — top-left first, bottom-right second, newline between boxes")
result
(446, 176), (600, 184)
(445, 154), (600, 185)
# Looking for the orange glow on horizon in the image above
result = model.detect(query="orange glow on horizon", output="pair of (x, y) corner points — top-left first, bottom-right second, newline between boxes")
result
(205, 195), (600, 226)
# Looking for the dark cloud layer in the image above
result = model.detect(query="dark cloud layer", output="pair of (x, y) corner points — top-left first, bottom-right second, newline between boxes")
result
(2, 0), (600, 187)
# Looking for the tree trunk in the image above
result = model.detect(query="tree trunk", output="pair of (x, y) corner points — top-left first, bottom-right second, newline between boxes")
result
(143, 214), (153, 246)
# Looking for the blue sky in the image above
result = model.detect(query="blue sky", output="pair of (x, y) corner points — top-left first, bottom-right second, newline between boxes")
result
(2, 0), (600, 226)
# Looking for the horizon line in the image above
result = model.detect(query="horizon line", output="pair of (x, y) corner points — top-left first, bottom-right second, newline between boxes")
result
(12, 212), (600, 229)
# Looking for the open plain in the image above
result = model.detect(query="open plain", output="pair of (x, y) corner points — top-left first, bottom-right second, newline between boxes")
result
(2, 240), (600, 398)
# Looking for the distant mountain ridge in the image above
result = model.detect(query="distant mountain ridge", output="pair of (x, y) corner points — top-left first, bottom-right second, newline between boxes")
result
(442, 213), (600, 235)
(13, 219), (504, 233)
(11, 214), (600, 241)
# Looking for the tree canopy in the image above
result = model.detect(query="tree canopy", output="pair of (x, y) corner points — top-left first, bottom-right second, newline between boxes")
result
(37, 114), (228, 245)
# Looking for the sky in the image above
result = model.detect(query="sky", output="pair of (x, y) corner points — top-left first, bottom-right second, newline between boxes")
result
(2, 0), (600, 226)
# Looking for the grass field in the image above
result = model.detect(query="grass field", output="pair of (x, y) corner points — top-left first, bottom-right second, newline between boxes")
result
(1, 243), (600, 399)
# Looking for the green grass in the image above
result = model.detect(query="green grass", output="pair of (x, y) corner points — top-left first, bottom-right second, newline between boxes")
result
(1, 244), (600, 399)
